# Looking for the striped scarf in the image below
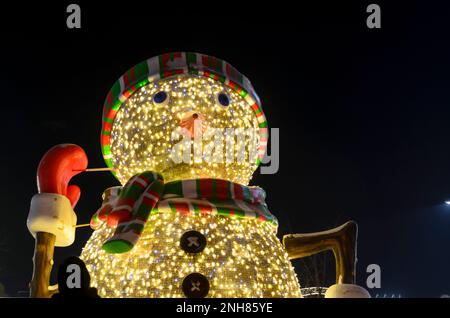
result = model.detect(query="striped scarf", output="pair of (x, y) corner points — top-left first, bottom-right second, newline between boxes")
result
(90, 171), (278, 254)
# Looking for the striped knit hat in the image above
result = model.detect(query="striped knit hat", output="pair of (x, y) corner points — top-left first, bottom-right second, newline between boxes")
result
(101, 52), (268, 170)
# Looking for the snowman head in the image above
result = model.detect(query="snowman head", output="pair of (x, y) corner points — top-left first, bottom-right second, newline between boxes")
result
(101, 53), (268, 185)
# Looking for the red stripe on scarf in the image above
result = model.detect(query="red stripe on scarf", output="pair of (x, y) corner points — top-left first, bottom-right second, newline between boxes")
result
(146, 188), (161, 199)
(215, 179), (228, 200)
(138, 174), (150, 185)
(142, 195), (157, 207)
(199, 179), (213, 199)
(98, 205), (112, 221)
(131, 178), (147, 189)
(116, 198), (135, 207)
(233, 183), (244, 200)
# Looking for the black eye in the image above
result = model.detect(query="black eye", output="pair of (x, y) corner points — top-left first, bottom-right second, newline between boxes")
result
(153, 91), (168, 104)
(217, 93), (230, 107)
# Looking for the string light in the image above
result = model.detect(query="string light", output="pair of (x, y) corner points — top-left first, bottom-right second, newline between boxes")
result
(81, 213), (300, 298)
(110, 75), (259, 186)
(80, 73), (302, 297)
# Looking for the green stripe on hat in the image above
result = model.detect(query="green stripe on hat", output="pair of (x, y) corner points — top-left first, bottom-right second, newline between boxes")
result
(192, 203), (201, 215)
(134, 60), (149, 80)
(186, 52), (197, 65)
(111, 99), (122, 111)
(102, 145), (111, 155)
(110, 81), (121, 100)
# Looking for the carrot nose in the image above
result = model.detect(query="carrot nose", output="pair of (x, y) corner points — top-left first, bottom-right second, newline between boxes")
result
(179, 112), (207, 138)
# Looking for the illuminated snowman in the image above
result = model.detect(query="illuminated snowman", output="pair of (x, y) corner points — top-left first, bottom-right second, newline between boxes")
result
(80, 52), (302, 298)
(27, 52), (370, 299)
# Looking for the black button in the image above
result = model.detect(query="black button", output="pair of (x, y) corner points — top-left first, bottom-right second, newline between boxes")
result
(182, 273), (209, 298)
(180, 230), (206, 253)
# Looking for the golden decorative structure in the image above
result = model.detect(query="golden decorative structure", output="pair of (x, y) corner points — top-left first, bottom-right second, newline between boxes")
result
(283, 221), (358, 284)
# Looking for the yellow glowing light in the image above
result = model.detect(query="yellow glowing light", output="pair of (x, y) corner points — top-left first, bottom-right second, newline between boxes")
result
(110, 75), (259, 186)
(80, 72), (301, 298)
(81, 213), (301, 298)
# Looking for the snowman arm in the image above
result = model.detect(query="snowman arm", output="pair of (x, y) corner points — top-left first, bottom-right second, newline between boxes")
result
(282, 221), (358, 285)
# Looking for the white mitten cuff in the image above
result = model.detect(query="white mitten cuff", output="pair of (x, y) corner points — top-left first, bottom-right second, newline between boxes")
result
(27, 193), (76, 247)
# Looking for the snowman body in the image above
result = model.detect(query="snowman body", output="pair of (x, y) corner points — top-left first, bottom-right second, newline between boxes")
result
(80, 53), (301, 297)
(81, 210), (300, 297)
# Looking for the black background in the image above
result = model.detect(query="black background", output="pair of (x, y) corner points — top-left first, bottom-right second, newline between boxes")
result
(0, 1), (449, 297)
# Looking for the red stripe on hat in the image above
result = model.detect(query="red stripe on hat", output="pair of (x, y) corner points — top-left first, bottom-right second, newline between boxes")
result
(106, 91), (113, 105)
(122, 88), (133, 99)
(103, 121), (113, 132)
(201, 55), (209, 68)
(108, 108), (118, 119)
(174, 202), (190, 215)
(197, 203), (213, 215)
(163, 70), (174, 77)
(123, 72), (130, 87)
(228, 81), (237, 89)
(210, 56), (217, 70)
(225, 63), (233, 77)
(101, 134), (110, 146)
(161, 53), (170, 68)
(130, 67), (136, 81)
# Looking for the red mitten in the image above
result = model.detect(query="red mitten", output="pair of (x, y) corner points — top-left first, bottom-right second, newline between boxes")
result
(28, 144), (88, 247)
(37, 144), (88, 207)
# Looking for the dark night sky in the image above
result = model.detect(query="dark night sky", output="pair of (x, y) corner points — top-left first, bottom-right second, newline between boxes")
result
(0, 1), (449, 297)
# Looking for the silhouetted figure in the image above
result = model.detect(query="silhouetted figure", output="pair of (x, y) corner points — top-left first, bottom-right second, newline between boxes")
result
(52, 256), (100, 299)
